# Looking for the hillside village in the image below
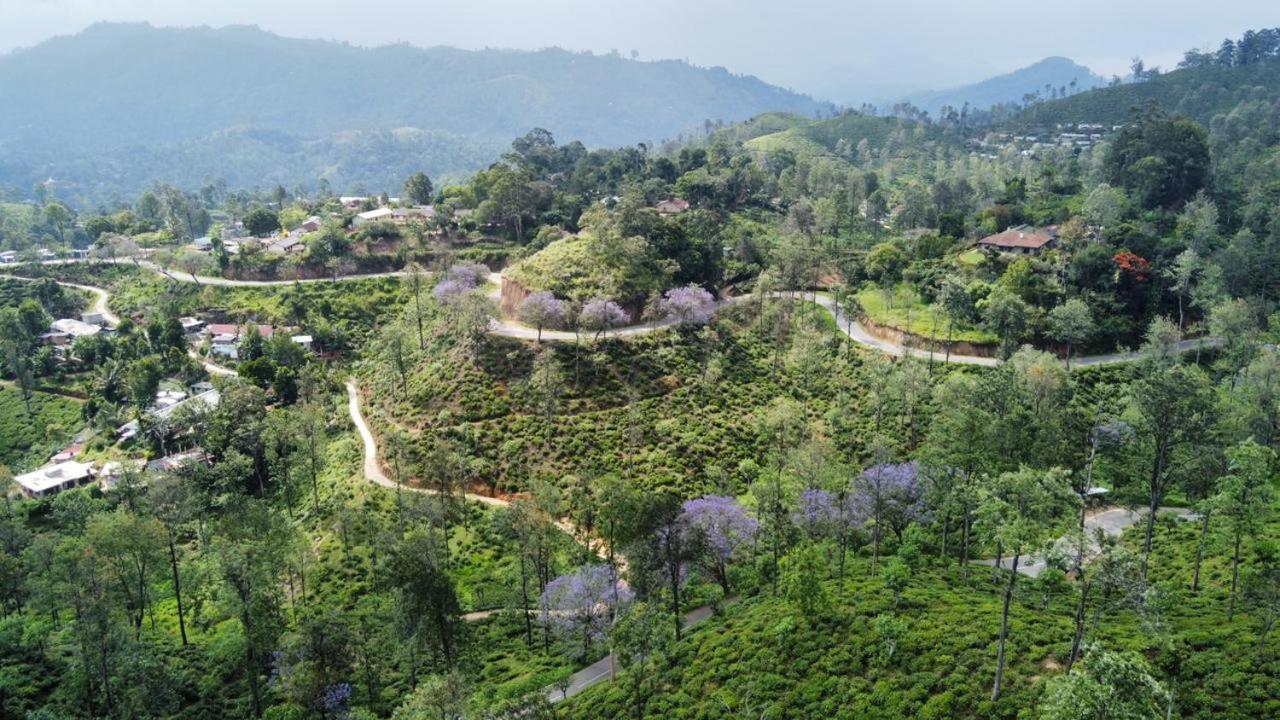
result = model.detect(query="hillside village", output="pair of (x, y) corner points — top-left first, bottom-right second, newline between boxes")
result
(1, 20), (1280, 720)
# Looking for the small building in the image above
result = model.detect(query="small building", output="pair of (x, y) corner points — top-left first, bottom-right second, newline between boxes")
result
(290, 334), (314, 352)
(206, 324), (274, 359)
(180, 317), (206, 335)
(265, 234), (305, 255)
(81, 311), (106, 327)
(977, 225), (1057, 256)
(146, 450), (210, 474)
(15, 461), (95, 499)
(655, 198), (690, 216)
(117, 388), (221, 441)
(43, 318), (102, 345)
(300, 216), (323, 232)
(0, 251), (17, 264)
(354, 207), (394, 226)
(391, 207), (432, 223)
(49, 443), (84, 463)
(340, 196), (369, 209)
(36, 248), (57, 260)
(192, 236), (213, 251)
(71, 248), (91, 259)
(99, 459), (146, 491)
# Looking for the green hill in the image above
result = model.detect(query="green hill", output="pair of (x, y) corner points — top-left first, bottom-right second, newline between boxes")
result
(1005, 56), (1280, 128)
(0, 23), (829, 204)
(902, 56), (1107, 116)
(744, 113), (936, 160)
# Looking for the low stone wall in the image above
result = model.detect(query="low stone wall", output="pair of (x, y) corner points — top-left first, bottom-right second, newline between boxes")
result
(858, 315), (1000, 359)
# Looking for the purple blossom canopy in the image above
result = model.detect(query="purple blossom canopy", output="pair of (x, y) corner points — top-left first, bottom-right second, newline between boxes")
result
(662, 284), (717, 326)
(518, 290), (568, 330)
(681, 495), (759, 563)
(447, 262), (489, 287)
(432, 277), (472, 303)
(579, 297), (630, 334)
(856, 461), (927, 534)
(432, 263), (491, 303)
(795, 488), (868, 538)
(539, 564), (634, 642)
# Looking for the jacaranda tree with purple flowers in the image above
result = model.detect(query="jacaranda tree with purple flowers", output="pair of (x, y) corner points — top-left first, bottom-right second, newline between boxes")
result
(794, 487), (867, 593)
(431, 277), (472, 304)
(518, 290), (567, 342)
(661, 284), (717, 326)
(680, 495), (759, 594)
(432, 262), (487, 304)
(578, 297), (630, 340)
(856, 461), (925, 572)
(539, 564), (634, 663)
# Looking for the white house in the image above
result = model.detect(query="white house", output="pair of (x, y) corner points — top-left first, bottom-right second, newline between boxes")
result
(0, 251), (16, 264)
(36, 248), (57, 260)
(354, 207), (394, 226)
(44, 318), (102, 345)
(290, 334), (314, 352)
(15, 461), (95, 499)
(192, 236), (213, 251)
(81, 311), (106, 327)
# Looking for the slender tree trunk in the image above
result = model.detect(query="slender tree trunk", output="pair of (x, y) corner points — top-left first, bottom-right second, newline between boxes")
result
(519, 554), (533, 647)
(1192, 509), (1210, 592)
(961, 509), (971, 579)
(1140, 487), (1160, 591)
(993, 541), (1003, 586)
(992, 552), (1020, 701)
(1067, 573), (1089, 671)
(1229, 528), (1243, 621)
(168, 533), (188, 646)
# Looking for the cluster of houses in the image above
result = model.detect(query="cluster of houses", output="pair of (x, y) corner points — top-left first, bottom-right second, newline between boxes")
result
(967, 124), (1120, 158)
(1, 247), (91, 264)
(176, 317), (312, 359)
(116, 382), (220, 441)
(13, 412), (213, 499)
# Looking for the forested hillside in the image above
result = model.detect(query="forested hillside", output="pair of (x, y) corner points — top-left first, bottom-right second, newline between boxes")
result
(0, 23), (828, 204)
(4, 20), (1280, 720)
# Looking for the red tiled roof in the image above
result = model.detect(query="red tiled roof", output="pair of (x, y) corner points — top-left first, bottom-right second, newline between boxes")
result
(978, 226), (1055, 249)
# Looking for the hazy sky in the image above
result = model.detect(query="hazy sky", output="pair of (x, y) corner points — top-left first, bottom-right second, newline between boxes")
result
(0, 0), (1268, 99)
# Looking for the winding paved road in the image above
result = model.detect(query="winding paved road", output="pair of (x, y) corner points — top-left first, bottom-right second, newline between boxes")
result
(14, 259), (1217, 368)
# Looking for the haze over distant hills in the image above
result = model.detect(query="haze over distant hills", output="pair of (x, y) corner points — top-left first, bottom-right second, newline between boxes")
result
(0, 22), (829, 204)
(896, 57), (1108, 116)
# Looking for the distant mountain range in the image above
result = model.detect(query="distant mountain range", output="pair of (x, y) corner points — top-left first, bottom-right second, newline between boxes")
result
(0, 23), (829, 204)
(897, 57), (1107, 116)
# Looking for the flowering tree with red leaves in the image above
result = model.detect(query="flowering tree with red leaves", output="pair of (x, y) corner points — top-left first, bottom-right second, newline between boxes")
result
(1113, 251), (1151, 282)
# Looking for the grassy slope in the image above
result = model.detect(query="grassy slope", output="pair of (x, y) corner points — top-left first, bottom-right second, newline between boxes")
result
(745, 114), (934, 160)
(0, 387), (83, 471)
(855, 286), (997, 345)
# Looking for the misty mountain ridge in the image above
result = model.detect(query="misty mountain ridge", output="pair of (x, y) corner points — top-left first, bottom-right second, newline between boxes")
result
(0, 22), (829, 203)
(897, 56), (1107, 116)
